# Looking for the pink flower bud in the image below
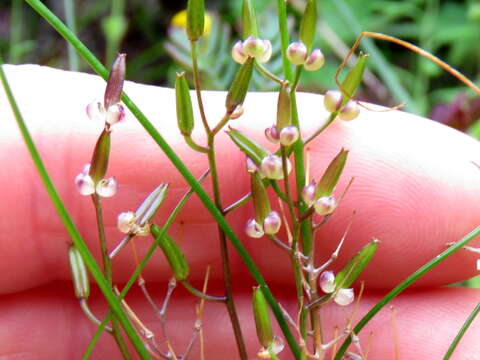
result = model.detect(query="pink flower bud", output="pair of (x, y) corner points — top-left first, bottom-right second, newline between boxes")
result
(105, 103), (126, 125)
(334, 288), (354, 306)
(75, 173), (95, 196)
(232, 40), (248, 64)
(260, 154), (290, 180)
(339, 101), (360, 121)
(319, 270), (336, 293)
(301, 183), (316, 206)
(263, 211), (281, 235)
(264, 125), (280, 144)
(304, 48), (325, 71)
(323, 90), (343, 113)
(257, 40), (272, 63)
(286, 41), (308, 65)
(314, 196), (337, 216)
(246, 218), (264, 238)
(117, 211), (136, 234)
(279, 125), (299, 146)
(243, 36), (266, 58)
(96, 177), (118, 197)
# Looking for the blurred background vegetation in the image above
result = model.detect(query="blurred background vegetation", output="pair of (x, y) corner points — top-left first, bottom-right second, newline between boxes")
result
(1, 0), (479, 287)
(1, 0), (480, 132)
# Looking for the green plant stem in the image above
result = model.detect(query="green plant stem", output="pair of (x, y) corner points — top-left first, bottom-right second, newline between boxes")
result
(303, 112), (337, 146)
(9, 0), (23, 63)
(443, 301), (480, 360)
(63, 0), (79, 71)
(207, 135), (248, 360)
(334, 225), (480, 359)
(212, 113), (231, 135)
(190, 41), (211, 134)
(0, 54), (151, 359)
(80, 299), (113, 333)
(276, 0), (293, 82)
(184, 134), (209, 153)
(25, 3), (301, 357)
(181, 280), (226, 302)
(254, 61), (283, 84)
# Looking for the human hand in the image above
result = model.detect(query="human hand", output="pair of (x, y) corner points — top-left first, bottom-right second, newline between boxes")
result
(1, 64), (479, 359)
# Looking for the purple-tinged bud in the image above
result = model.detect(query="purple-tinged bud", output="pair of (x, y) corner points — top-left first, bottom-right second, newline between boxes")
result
(104, 53), (126, 110)
(279, 125), (299, 146)
(117, 211), (136, 234)
(243, 36), (266, 58)
(286, 41), (308, 65)
(246, 218), (264, 238)
(301, 183), (316, 206)
(246, 157), (259, 173)
(232, 40), (248, 64)
(304, 48), (325, 71)
(334, 288), (354, 306)
(319, 270), (336, 293)
(105, 104), (126, 125)
(265, 125), (280, 144)
(324, 90), (343, 113)
(96, 177), (118, 197)
(86, 101), (104, 122)
(260, 154), (290, 180)
(75, 173), (95, 196)
(257, 40), (272, 63)
(263, 211), (281, 235)
(314, 196), (337, 216)
(339, 101), (360, 121)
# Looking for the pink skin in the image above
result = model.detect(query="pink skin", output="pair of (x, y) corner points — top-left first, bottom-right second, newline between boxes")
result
(1, 65), (479, 359)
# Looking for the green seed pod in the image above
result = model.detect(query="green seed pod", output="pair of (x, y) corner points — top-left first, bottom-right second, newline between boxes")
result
(252, 286), (274, 348)
(251, 172), (271, 223)
(68, 246), (90, 299)
(226, 57), (254, 115)
(152, 225), (190, 281)
(336, 238), (380, 289)
(315, 148), (348, 199)
(187, 0), (205, 41)
(227, 127), (270, 165)
(175, 73), (194, 136)
(340, 53), (368, 107)
(104, 53), (126, 110)
(299, 0), (317, 52)
(242, 0), (259, 38)
(276, 81), (291, 130)
(89, 128), (111, 184)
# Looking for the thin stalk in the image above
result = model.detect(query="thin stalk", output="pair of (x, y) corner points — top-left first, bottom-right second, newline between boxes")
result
(223, 192), (251, 214)
(276, 0), (293, 81)
(184, 135), (209, 153)
(24, 3), (301, 357)
(303, 112), (337, 146)
(0, 54), (151, 359)
(211, 113), (231, 136)
(181, 280), (226, 302)
(333, 225), (480, 359)
(207, 134), (248, 359)
(443, 301), (480, 360)
(80, 299), (113, 333)
(63, 0), (79, 71)
(190, 41), (210, 134)
(254, 61), (283, 84)
(9, 0), (23, 63)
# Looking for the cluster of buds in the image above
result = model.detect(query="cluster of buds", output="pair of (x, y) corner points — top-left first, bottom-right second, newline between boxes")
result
(75, 54), (126, 198)
(245, 171), (282, 238)
(232, 36), (272, 64)
(286, 41), (325, 71)
(247, 155), (292, 181)
(324, 89), (360, 121)
(302, 184), (337, 216)
(319, 270), (355, 306)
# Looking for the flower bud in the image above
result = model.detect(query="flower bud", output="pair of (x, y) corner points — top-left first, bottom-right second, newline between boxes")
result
(263, 211), (281, 235)
(75, 172), (95, 196)
(314, 196), (336, 216)
(232, 40), (248, 64)
(304, 48), (325, 71)
(334, 288), (354, 306)
(339, 101), (360, 121)
(117, 211), (136, 234)
(246, 218), (264, 238)
(68, 246), (90, 299)
(243, 36), (266, 58)
(323, 90), (343, 113)
(252, 286), (274, 347)
(260, 154), (288, 180)
(279, 125), (299, 146)
(319, 270), (336, 293)
(264, 125), (280, 144)
(96, 177), (118, 198)
(286, 41), (308, 65)
(104, 53), (126, 110)
(301, 183), (316, 207)
(257, 40), (272, 63)
(105, 103), (126, 125)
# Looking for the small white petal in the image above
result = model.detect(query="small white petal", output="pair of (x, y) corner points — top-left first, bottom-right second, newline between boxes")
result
(339, 101), (360, 121)
(96, 177), (118, 197)
(314, 196), (337, 216)
(263, 211), (281, 235)
(117, 211), (136, 234)
(334, 288), (355, 306)
(75, 173), (95, 196)
(301, 183), (316, 207)
(324, 90), (343, 113)
(319, 270), (336, 293)
(86, 101), (105, 122)
(232, 40), (248, 64)
(246, 219), (264, 238)
(105, 104), (126, 125)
